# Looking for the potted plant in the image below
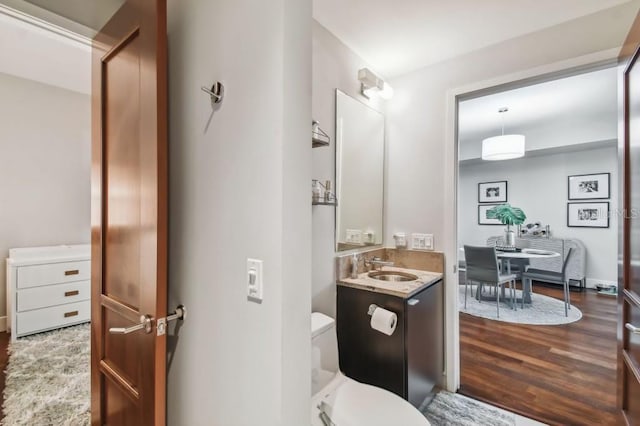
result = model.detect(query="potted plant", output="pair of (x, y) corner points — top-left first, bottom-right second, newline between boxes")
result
(487, 203), (526, 247)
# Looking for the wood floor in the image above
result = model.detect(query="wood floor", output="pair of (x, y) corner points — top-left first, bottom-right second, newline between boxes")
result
(0, 332), (8, 420)
(460, 284), (621, 425)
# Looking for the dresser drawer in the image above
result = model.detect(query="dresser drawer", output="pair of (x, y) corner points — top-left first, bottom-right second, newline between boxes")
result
(17, 280), (90, 312)
(16, 300), (90, 336)
(17, 260), (90, 289)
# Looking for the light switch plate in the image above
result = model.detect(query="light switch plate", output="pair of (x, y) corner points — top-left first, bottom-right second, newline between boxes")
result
(247, 258), (263, 302)
(411, 233), (434, 250)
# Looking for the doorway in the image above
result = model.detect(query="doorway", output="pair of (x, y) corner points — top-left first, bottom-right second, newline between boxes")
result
(0, 5), (94, 423)
(454, 64), (620, 424)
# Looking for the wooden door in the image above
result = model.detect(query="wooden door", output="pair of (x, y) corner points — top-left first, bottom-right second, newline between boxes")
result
(620, 9), (640, 425)
(91, 0), (168, 424)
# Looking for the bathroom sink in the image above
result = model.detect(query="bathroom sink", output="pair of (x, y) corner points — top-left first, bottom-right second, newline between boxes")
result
(368, 271), (418, 282)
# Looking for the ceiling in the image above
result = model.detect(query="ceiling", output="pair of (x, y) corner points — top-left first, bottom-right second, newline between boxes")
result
(313, 0), (634, 78)
(0, 9), (91, 94)
(458, 67), (618, 161)
(22, 0), (123, 30)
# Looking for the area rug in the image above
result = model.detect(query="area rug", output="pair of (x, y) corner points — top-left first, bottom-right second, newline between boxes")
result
(2, 324), (90, 426)
(459, 286), (582, 325)
(422, 391), (515, 426)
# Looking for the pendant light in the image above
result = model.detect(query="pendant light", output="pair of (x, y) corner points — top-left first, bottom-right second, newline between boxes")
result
(481, 107), (525, 161)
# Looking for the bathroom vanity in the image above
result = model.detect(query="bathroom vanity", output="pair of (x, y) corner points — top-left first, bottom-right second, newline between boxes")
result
(336, 267), (444, 408)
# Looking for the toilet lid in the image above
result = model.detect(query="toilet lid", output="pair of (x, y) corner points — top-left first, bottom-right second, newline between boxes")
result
(312, 373), (430, 426)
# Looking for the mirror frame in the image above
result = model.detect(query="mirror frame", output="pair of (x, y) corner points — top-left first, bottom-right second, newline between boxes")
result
(334, 89), (386, 253)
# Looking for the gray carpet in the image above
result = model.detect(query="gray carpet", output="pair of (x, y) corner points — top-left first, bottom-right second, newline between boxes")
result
(459, 286), (582, 325)
(2, 324), (90, 426)
(422, 391), (515, 426)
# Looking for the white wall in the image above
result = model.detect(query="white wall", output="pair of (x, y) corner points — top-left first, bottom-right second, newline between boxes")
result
(385, 4), (637, 253)
(312, 21), (385, 317)
(0, 72), (90, 327)
(459, 147), (618, 284)
(166, 1), (311, 425)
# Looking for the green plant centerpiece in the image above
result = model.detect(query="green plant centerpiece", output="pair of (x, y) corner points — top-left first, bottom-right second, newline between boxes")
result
(486, 203), (526, 247)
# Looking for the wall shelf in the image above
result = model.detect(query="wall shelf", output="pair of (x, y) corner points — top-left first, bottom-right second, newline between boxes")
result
(312, 120), (330, 147)
(312, 200), (338, 206)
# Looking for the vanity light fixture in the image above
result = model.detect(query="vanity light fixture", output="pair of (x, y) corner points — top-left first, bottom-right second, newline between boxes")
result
(358, 68), (394, 100)
(481, 107), (525, 161)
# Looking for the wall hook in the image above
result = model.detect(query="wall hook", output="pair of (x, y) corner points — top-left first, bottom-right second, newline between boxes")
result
(201, 81), (224, 104)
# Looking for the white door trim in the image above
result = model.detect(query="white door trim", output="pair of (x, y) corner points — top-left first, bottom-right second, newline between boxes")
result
(0, 2), (93, 46)
(443, 47), (620, 392)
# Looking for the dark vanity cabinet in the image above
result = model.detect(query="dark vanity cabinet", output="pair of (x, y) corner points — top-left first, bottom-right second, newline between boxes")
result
(336, 279), (444, 407)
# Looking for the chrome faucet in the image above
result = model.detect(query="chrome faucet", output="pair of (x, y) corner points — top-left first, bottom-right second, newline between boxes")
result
(364, 256), (394, 271)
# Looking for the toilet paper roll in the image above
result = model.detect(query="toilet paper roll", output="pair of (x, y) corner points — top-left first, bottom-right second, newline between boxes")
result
(370, 307), (397, 336)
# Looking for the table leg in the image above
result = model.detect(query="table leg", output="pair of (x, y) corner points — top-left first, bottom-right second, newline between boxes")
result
(501, 259), (511, 300)
(523, 277), (532, 304)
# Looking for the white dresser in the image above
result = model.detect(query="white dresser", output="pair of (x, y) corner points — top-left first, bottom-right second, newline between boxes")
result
(6, 244), (91, 342)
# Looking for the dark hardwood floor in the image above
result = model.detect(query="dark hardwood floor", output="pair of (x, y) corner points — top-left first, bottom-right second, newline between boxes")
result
(460, 284), (622, 426)
(0, 332), (9, 420)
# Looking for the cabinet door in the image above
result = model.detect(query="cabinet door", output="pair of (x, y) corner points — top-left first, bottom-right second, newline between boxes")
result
(406, 280), (443, 407)
(337, 286), (406, 398)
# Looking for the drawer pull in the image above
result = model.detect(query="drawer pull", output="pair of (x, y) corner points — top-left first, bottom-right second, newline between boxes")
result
(64, 290), (80, 297)
(64, 270), (80, 276)
(626, 323), (640, 334)
(64, 311), (79, 318)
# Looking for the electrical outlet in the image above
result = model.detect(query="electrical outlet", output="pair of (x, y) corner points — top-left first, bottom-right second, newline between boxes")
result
(411, 233), (434, 250)
(345, 229), (362, 244)
(393, 233), (407, 248)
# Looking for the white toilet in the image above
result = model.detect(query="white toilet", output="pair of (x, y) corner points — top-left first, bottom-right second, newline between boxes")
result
(311, 312), (430, 426)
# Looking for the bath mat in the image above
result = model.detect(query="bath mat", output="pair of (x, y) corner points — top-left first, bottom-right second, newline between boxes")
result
(422, 391), (515, 426)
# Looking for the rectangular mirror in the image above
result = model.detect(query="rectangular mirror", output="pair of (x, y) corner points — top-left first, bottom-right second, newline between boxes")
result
(335, 90), (385, 251)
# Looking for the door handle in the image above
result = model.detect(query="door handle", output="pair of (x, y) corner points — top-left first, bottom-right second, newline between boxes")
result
(626, 323), (640, 334)
(408, 299), (420, 306)
(109, 315), (153, 335)
(108, 305), (187, 336)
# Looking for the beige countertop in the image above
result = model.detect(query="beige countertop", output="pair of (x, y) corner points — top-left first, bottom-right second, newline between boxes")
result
(337, 266), (443, 298)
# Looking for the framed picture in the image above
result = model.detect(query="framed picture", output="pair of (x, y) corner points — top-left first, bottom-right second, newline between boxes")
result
(478, 181), (507, 203)
(567, 202), (609, 228)
(478, 204), (503, 225)
(568, 173), (610, 200)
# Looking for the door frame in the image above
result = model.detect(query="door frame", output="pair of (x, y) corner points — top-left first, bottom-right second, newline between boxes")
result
(442, 47), (620, 392)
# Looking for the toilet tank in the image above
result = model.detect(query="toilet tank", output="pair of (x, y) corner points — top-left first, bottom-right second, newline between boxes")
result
(311, 312), (339, 394)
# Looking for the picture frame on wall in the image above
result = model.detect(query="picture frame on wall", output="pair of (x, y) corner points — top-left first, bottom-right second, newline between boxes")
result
(478, 204), (503, 225)
(478, 181), (507, 203)
(567, 202), (610, 228)
(568, 173), (610, 200)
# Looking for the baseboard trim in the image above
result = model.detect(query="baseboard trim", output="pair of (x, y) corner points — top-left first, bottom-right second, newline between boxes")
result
(0, 316), (7, 332)
(585, 278), (617, 289)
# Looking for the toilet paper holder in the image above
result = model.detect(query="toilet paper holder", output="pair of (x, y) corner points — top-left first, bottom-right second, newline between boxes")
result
(367, 304), (379, 316)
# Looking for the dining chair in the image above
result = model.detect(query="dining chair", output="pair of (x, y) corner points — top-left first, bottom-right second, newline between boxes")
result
(464, 245), (517, 318)
(522, 248), (573, 316)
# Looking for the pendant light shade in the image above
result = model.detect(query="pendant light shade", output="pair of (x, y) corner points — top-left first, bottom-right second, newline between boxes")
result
(481, 107), (525, 161)
(482, 134), (525, 161)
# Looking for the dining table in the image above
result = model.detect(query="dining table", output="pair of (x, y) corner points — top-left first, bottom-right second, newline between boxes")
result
(496, 249), (561, 304)
(460, 247), (561, 306)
